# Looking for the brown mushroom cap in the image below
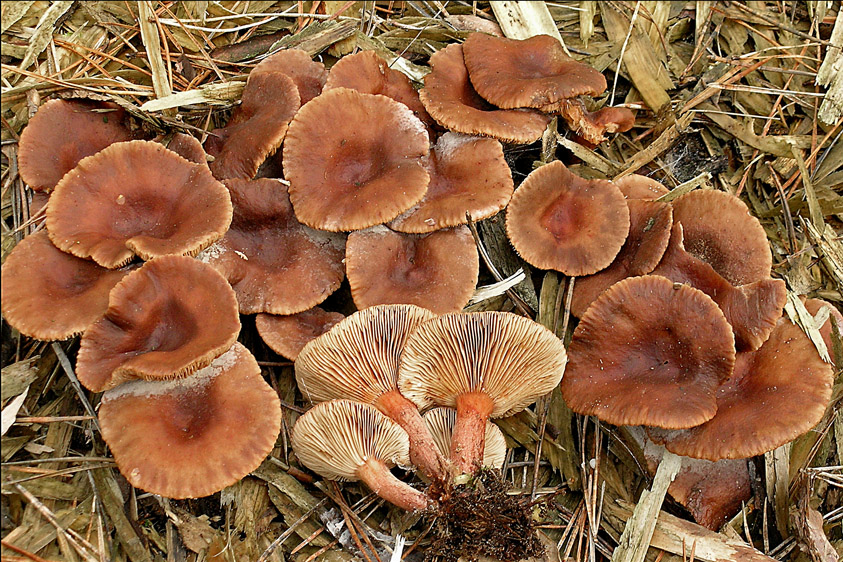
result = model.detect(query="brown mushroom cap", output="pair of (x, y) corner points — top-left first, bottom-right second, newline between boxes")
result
(423, 408), (507, 470)
(283, 88), (430, 231)
(324, 50), (434, 129)
(207, 71), (301, 180)
(571, 199), (673, 317)
(671, 190), (772, 285)
(804, 299), (843, 355)
(389, 133), (513, 233)
(166, 133), (208, 167)
(252, 48), (327, 104)
(613, 175), (670, 200)
(197, 178), (345, 315)
(648, 317), (834, 460)
(346, 225), (479, 314)
(291, 399), (429, 511)
(46, 140), (232, 269)
(18, 99), (133, 192)
(555, 100), (635, 145)
(255, 307), (345, 360)
(506, 161), (630, 276)
(462, 34), (607, 110)
(419, 44), (551, 144)
(561, 275), (736, 429)
(75, 255), (241, 393)
(0, 231), (133, 341)
(99, 343), (281, 499)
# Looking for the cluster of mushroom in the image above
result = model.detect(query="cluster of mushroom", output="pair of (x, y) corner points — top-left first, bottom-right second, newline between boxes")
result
(289, 304), (567, 511)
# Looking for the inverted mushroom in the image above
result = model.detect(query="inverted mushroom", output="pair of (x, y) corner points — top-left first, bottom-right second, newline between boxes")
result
(346, 225), (479, 315)
(99, 343), (281, 499)
(75, 255), (241, 392)
(506, 161), (630, 276)
(252, 48), (327, 104)
(423, 408), (507, 470)
(256, 307), (345, 360)
(561, 275), (736, 429)
(46, 140), (232, 269)
(292, 399), (430, 511)
(399, 311), (566, 474)
(1, 231), (133, 341)
(283, 88), (430, 231)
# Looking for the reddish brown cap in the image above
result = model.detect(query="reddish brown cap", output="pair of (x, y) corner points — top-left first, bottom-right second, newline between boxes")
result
(571, 199), (673, 317)
(463, 34), (607, 110)
(419, 44), (551, 144)
(0, 231), (132, 341)
(283, 88), (430, 231)
(561, 275), (736, 429)
(46, 140), (232, 269)
(99, 343), (281, 499)
(324, 50), (434, 129)
(804, 299), (843, 355)
(166, 133), (208, 167)
(423, 407), (507, 469)
(197, 178), (345, 315)
(76, 256), (241, 392)
(613, 175), (669, 200)
(18, 99), (132, 192)
(506, 161), (630, 276)
(256, 307), (345, 360)
(252, 48), (327, 104)
(672, 190), (771, 285)
(207, 71), (301, 180)
(346, 226), (479, 314)
(556, 100), (635, 144)
(389, 133), (513, 233)
(648, 317), (834, 460)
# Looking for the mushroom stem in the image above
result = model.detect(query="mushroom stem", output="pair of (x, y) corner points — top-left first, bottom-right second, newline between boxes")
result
(356, 457), (430, 512)
(451, 392), (496, 474)
(376, 389), (450, 483)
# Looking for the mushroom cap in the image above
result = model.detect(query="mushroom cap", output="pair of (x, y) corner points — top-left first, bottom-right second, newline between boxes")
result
(46, 140), (232, 269)
(346, 225), (479, 315)
(613, 175), (669, 200)
(804, 299), (843, 355)
(570, 199), (673, 317)
(207, 71), (301, 180)
(555, 100), (635, 144)
(99, 343), (281, 499)
(252, 48), (327, 104)
(18, 99), (133, 192)
(291, 399), (411, 481)
(166, 133), (208, 167)
(648, 317), (834, 460)
(256, 307), (345, 360)
(283, 88), (430, 232)
(423, 407), (507, 469)
(671, 190), (772, 285)
(419, 44), (551, 144)
(0, 231), (132, 341)
(506, 161), (630, 276)
(398, 311), (567, 418)
(324, 50), (434, 129)
(561, 275), (736, 429)
(197, 178), (345, 315)
(389, 133), (514, 233)
(76, 255), (241, 392)
(462, 34), (607, 109)
(295, 304), (436, 405)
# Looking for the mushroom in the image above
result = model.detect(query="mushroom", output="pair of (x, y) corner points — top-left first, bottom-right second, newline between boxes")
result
(166, 133), (209, 168)
(283, 88), (430, 231)
(613, 174), (670, 200)
(389, 132), (514, 234)
(197, 178), (345, 315)
(506, 161), (630, 276)
(75, 255), (241, 392)
(99, 342), (281, 499)
(46, 140), (232, 269)
(418, 44), (551, 144)
(398, 311), (566, 474)
(561, 275), (736, 429)
(423, 408), (507, 470)
(252, 48), (328, 104)
(295, 304), (449, 481)
(256, 307), (345, 361)
(291, 400), (430, 511)
(648, 316), (834, 460)
(18, 99), (132, 192)
(1, 231), (133, 341)
(345, 225), (479, 315)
